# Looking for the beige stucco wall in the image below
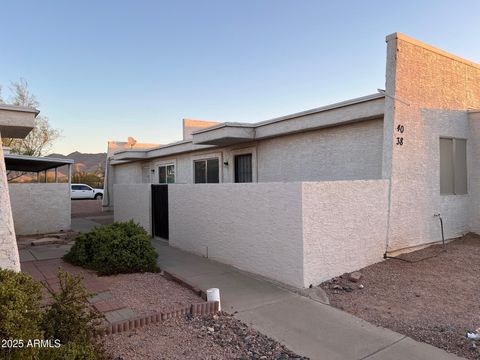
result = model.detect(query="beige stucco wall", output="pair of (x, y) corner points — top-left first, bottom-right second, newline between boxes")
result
(113, 183), (152, 234)
(384, 34), (480, 253)
(8, 183), (71, 236)
(169, 183), (304, 287)
(0, 139), (20, 270)
(302, 180), (389, 287)
(257, 118), (383, 182)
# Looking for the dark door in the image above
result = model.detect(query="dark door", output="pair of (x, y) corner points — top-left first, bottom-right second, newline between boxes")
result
(152, 184), (169, 240)
(235, 154), (253, 183)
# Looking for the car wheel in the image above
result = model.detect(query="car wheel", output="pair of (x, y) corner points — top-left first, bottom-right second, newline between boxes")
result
(94, 194), (103, 200)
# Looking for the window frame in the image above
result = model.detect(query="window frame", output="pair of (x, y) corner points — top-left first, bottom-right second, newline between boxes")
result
(439, 137), (467, 195)
(193, 155), (221, 184)
(155, 161), (176, 184)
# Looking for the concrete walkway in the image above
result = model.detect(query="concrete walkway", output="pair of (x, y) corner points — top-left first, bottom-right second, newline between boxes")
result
(153, 240), (464, 360)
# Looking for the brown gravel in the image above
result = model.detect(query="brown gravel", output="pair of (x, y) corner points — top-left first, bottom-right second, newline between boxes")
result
(105, 272), (203, 315)
(104, 313), (307, 360)
(320, 234), (480, 360)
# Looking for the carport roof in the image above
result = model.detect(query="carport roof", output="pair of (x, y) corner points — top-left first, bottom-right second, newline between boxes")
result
(4, 154), (74, 172)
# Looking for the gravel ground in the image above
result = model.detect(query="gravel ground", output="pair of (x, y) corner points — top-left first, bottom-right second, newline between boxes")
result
(320, 234), (480, 360)
(104, 313), (307, 360)
(105, 272), (203, 315)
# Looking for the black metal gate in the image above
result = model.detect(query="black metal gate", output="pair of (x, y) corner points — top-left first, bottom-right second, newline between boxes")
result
(152, 184), (169, 240)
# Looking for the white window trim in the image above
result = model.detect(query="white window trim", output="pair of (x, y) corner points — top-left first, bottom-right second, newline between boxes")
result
(228, 146), (257, 183)
(192, 152), (222, 184)
(154, 159), (176, 184)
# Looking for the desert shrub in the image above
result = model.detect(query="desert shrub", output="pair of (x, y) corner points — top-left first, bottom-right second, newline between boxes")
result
(0, 269), (109, 360)
(64, 221), (159, 275)
(42, 270), (102, 343)
(0, 269), (43, 360)
(40, 270), (108, 360)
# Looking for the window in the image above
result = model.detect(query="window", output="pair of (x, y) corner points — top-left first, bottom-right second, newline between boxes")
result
(158, 164), (175, 184)
(235, 154), (252, 183)
(440, 138), (467, 195)
(194, 158), (219, 183)
(79, 185), (92, 190)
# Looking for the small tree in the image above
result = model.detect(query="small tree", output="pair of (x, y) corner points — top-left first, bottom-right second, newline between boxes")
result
(2, 79), (61, 157)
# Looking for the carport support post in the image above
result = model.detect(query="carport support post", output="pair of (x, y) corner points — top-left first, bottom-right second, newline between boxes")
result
(54, 167), (58, 183)
(44, 170), (47, 183)
(68, 164), (72, 184)
(37, 171), (40, 183)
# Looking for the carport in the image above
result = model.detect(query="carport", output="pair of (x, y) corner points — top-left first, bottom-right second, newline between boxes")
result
(3, 151), (74, 235)
(4, 152), (74, 183)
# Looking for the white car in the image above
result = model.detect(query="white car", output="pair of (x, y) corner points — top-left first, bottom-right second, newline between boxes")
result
(71, 183), (104, 200)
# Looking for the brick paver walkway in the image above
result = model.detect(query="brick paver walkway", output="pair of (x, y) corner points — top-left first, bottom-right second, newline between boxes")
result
(21, 258), (136, 324)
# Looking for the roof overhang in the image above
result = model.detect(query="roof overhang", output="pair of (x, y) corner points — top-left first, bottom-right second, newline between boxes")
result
(112, 149), (148, 161)
(255, 93), (385, 140)
(4, 154), (74, 172)
(191, 93), (385, 145)
(192, 124), (255, 145)
(0, 104), (39, 138)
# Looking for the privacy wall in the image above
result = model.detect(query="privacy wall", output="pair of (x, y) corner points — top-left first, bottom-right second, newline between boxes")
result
(168, 183), (305, 287)
(167, 180), (389, 288)
(9, 183), (71, 235)
(114, 183), (152, 233)
(302, 180), (389, 286)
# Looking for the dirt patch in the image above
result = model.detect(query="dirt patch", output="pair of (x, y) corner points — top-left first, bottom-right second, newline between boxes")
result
(320, 234), (480, 360)
(104, 313), (306, 360)
(72, 199), (111, 218)
(105, 272), (203, 315)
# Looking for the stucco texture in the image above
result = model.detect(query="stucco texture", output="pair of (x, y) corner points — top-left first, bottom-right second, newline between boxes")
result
(302, 180), (389, 287)
(0, 140), (20, 271)
(384, 35), (480, 253)
(114, 183), (152, 234)
(8, 183), (71, 235)
(168, 183), (304, 287)
(257, 119), (383, 182)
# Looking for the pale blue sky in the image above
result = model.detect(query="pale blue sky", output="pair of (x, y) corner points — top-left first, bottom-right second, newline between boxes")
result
(1, 0), (479, 154)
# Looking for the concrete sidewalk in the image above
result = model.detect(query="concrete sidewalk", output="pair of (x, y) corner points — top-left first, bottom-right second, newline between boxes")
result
(153, 240), (463, 360)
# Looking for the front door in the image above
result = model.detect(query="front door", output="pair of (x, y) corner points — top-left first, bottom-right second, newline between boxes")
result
(151, 184), (169, 240)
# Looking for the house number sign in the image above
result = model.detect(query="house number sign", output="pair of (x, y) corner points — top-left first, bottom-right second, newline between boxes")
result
(396, 124), (404, 146)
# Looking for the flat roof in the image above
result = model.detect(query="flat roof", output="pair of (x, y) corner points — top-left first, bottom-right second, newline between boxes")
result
(4, 154), (74, 172)
(111, 92), (385, 162)
(0, 103), (40, 114)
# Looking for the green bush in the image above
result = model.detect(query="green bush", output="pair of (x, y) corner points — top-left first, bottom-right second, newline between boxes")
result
(40, 270), (108, 360)
(64, 221), (159, 275)
(0, 269), (43, 360)
(0, 269), (109, 360)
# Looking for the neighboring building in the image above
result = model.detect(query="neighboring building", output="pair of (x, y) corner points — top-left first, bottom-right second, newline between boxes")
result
(0, 104), (74, 271)
(4, 149), (73, 235)
(0, 104), (38, 270)
(106, 33), (480, 288)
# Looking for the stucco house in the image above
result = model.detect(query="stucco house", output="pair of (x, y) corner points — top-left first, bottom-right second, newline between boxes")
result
(105, 33), (480, 288)
(0, 104), (73, 271)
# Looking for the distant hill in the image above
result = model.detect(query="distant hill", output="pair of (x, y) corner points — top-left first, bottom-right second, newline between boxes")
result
(48, 151), (107, 173)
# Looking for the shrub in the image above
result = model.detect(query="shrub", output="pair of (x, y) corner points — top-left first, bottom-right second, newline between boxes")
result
(0, 269), (43, 360)
(0, 269), (109, 360)
(40, 270), (108, 360)
(64, 221), (158, 275)
(42, 270), (102, 343)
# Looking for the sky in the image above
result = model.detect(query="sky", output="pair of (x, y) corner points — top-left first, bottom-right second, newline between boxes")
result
(1, 0), (479, 155)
